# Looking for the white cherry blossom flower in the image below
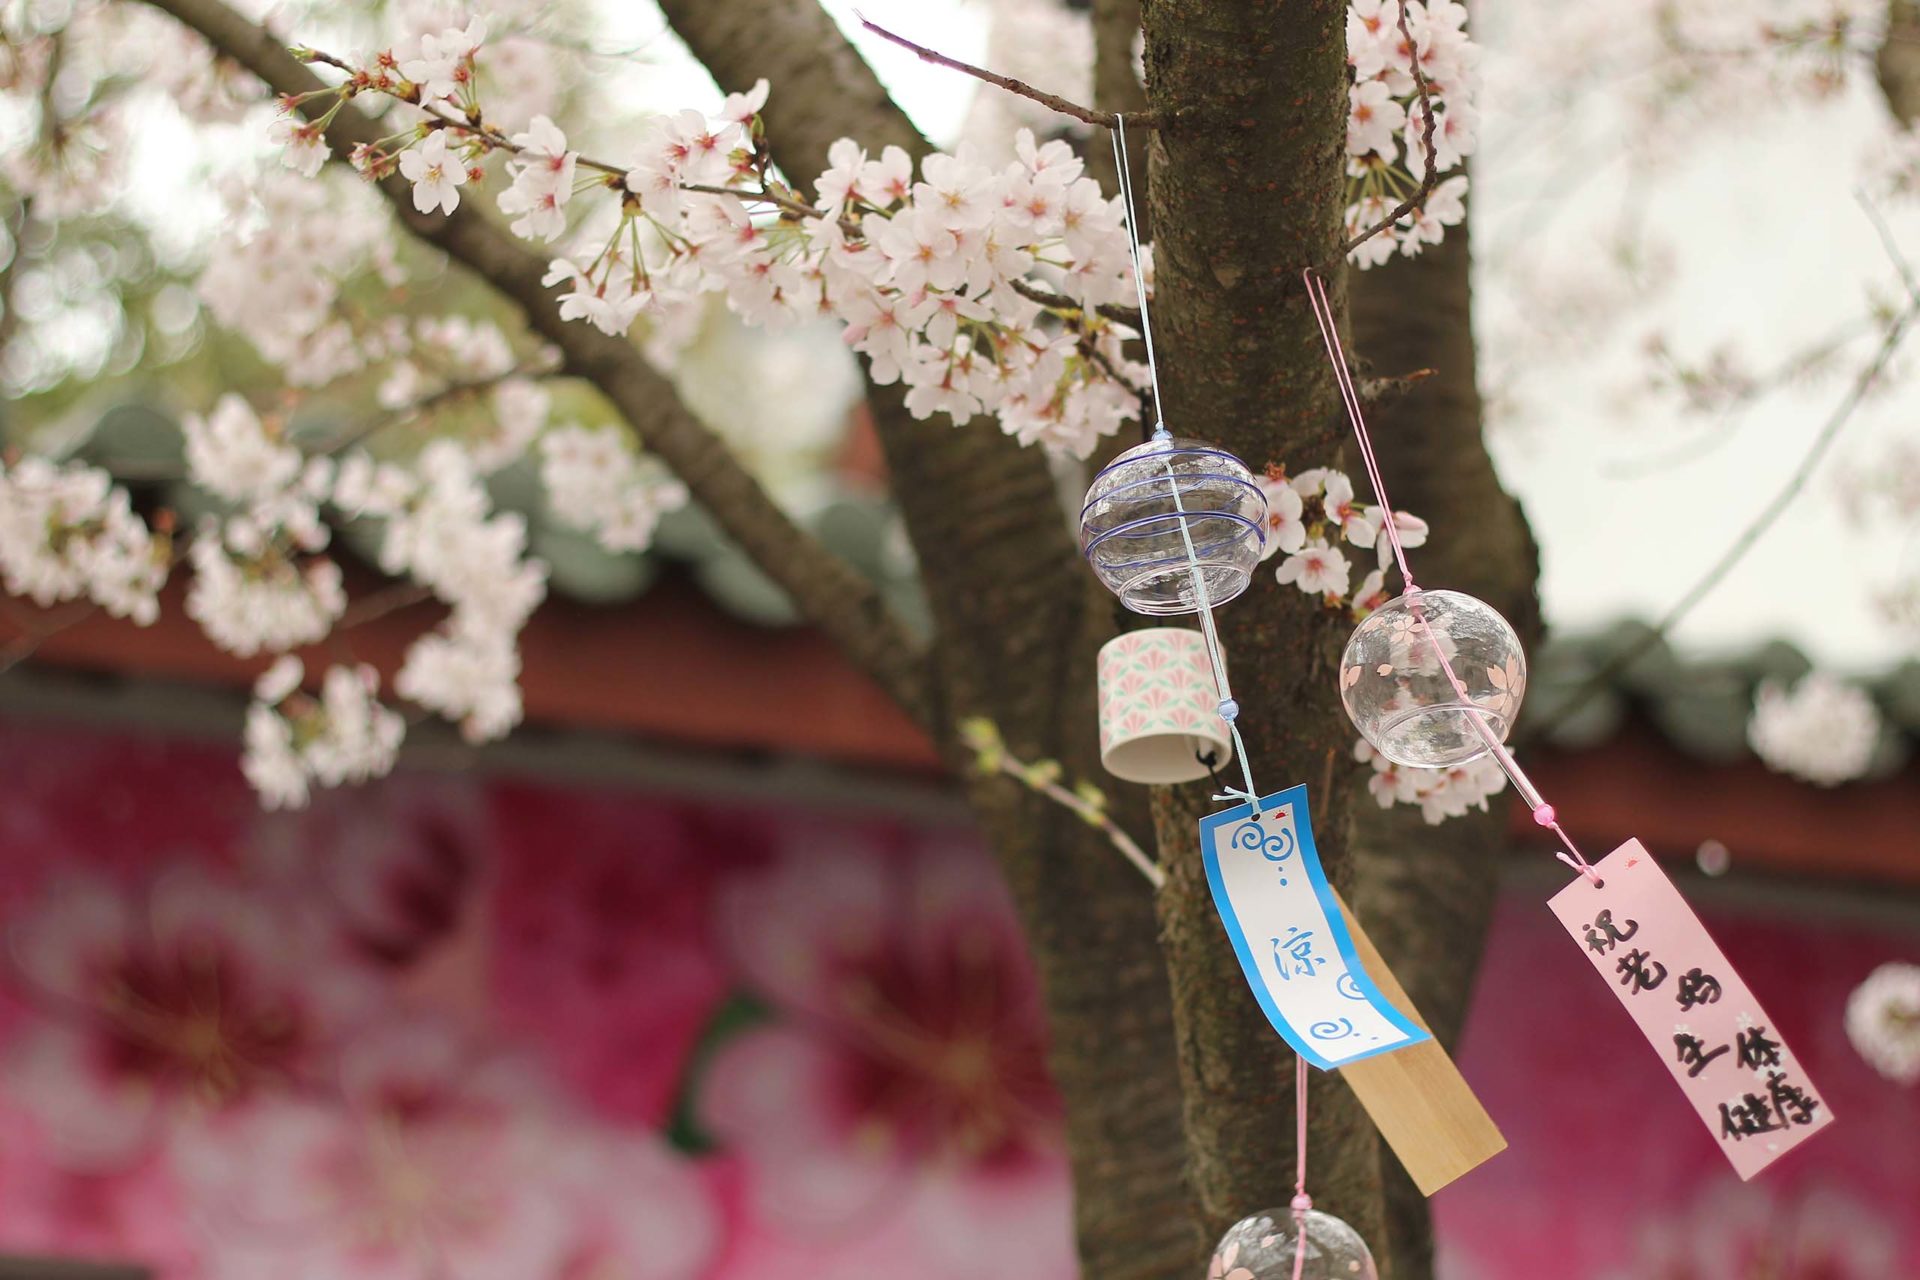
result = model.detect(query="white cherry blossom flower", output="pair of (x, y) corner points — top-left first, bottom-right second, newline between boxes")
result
(720, 77), (770, 127)
(1256, 476), (1307, 560)
(1845, 962), (1920, 1084)
(539, 425), (689, 553)
(1322, 471), (1380, 547)
(1347, 80), (1406, 160)
(1275, 539), (1353, 598)
(399, 131), (468, 215)
(1373, 508), (1429, 565)
(397, 618), (524, 743)
(1748, 672), (1882, 786)
(186, 524), (346, 657)
(184, 394), (304, 504)
(0, 458), (168, 624)
(270, 115), (328, 177)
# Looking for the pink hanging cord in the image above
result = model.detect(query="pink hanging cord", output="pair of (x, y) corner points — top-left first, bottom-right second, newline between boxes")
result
(1299, 268), (1603, 889)
(1291, 1055), (1312, 1280)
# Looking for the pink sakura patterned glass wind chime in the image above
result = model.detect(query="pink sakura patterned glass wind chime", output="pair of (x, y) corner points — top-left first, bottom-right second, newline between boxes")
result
(1080, 119), (1833, 1279)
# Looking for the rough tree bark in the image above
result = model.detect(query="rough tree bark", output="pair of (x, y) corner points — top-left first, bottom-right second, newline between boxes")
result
(654, 5), (1195, 1275)
(1141, 0), (1393, 1255)
(1347, 216), (1540, 1278)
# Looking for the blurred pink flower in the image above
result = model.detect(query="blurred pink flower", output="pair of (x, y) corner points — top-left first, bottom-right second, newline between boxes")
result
(702, 826), (1075, 1280)
(176, 1017), (717, 1280)
(248, 777), (488, 968)
(4, 870), (374, 1168)
(487, 783), (733, 1126)
(1598, 1181), (1898, 1280)
(0, 1095), (201, 1278)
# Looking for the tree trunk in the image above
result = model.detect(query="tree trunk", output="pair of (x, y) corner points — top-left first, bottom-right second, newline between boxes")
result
(1140, 0), (1392, 1258)
(653, 4), (1196, 1275)
(1346, 210), (1541, 1278)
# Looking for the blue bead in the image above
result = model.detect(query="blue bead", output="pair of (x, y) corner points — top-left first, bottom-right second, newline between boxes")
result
(1218, 698), (1239, 721)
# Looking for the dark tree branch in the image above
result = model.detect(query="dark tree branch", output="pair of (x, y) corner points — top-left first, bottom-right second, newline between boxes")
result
(133, 0), (934, 728)
(1335, 2), (1440, 263)
(855, 12), (1160, 131)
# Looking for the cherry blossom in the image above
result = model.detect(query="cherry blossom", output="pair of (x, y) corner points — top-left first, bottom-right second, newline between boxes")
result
(182, 393), (304, 504)
(240, 659), (405, 810)
(267, 113), (327, 178)
(1323, 471), (1381, 547)
(399, 129), (470, 215)
(0, 457), (168, 624)
(1341, 0), (1480, 263)
(1256, 473), (1308, 559)
(538, 424), (690, 553)
(3, 870), (374, 1167)
(497, 114), (577, 242)
(396, 616), (525, 744)
(1747, 671), (1882, 786)
(1844, 961), (1920, 1084)
(1275, 539), (1354, 598)
(1354, 736), (1507, 824)
(703, 831), (1075, 1279)
(1373, 508), (1429, 565)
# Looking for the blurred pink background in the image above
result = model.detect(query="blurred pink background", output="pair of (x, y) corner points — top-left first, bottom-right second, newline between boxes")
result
(0, 717), (1911, 1278)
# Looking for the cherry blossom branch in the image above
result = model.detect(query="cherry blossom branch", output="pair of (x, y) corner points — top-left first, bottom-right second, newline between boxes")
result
(139, 0), (934, 726)
(960, 719), (1164, 890)
(1008, 278), (1143, 329)
(302, 46), (828, 223)
(1336, 2), (1440, 263)
(854, 12), (1160, 131)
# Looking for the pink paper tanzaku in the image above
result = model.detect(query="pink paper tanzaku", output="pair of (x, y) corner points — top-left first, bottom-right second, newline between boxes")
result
(1548, 839), (1833, 1180)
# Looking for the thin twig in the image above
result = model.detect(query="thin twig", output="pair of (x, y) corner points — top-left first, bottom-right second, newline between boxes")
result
(1860, 188), (1920, 299)
(1009, 760), (1166, 890)
(1335, 4), (1440, 263)
(959, 719), (1163, 889)
(1355, 368), (1436, 404)
(1007, 277), (1144, 328)
(1530, 285), (1920, 742)
(679, 181), (820, 221)
(336, 582), (434, 630)
(855, 12), (1158, 131)
(320, 361), (557, 455)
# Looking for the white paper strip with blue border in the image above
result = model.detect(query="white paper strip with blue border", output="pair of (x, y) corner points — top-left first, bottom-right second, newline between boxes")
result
(1200, 784), (1430, 1069)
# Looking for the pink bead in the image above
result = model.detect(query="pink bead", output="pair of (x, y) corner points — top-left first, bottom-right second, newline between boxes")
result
(1291, 1192), (1314, 1215)
(1532, 804), (1556, 827)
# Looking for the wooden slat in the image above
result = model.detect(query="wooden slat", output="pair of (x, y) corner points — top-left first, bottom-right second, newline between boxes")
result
(1336, 894), (1507, 1196)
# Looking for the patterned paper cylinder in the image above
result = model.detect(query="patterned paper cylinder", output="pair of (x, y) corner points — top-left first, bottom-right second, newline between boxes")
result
(1096, 628), (1233, 784)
